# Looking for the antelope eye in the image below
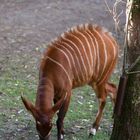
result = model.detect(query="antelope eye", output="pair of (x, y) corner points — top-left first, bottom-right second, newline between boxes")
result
(36, 121), (41, 125)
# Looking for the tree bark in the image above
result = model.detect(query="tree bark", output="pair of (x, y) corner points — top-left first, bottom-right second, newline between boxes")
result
(110, 0), (140, 140)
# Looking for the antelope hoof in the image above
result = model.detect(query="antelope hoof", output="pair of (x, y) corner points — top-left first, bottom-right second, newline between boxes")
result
(89, 128), (96, 137)
(59, 134), (64, 140)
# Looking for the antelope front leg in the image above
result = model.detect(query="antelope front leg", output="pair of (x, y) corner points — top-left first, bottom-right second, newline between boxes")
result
(56, 92), (71, 140)
(89, 84), (107, 137)
(56, 119), (65, 140)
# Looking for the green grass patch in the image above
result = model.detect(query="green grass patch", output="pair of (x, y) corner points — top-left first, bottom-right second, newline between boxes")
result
(0, 70), (118, 140)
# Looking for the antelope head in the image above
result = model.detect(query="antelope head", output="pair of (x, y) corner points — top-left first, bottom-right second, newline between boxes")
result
(21, 95), (66, 140)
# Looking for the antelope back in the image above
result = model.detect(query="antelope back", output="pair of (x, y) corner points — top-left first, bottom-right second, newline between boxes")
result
(41, 24), (118, 88)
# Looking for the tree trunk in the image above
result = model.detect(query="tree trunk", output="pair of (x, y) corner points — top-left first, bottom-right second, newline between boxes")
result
(110, 0), (140, 140)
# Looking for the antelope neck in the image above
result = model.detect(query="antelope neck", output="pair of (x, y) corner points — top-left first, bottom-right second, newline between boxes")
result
(36, 78), (54, 113)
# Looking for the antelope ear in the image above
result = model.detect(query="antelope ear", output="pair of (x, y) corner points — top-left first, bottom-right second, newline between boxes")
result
(21, 96), (39, 119)
(52, 92), (67, 113)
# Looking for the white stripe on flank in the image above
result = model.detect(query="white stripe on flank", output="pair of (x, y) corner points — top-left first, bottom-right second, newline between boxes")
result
(86, 29), (96, 74)
(61, 41), (83, 80)
(46, 56), (72, 85)
(68, 33), (88, 80)
(105, 35), (117, 58)
(55, 42), (81, 83)
(87, 29), (100, 78)
(92, 28), (107, 82)
(75, 28), (93, 75)
(61, 41), (84, 83)
(94, 37), (100, 78)
(104, 35), (116, 59)
(54, 46), (72, 70)
(97, 33), (117, 85)
(83, 29), (94, 73)
(62, 37), (86, 82)
(72, 30), (91, 76)
(104, 34), (116, 67)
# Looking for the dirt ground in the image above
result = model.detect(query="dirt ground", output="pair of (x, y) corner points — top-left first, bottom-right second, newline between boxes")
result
(0, 0), (126, 75)
(0, 0), (126, 140)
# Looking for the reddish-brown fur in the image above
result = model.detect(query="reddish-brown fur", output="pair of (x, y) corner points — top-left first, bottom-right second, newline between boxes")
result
(21, 24), (118, 140)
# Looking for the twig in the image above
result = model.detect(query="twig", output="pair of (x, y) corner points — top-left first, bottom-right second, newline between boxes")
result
(128, 56), (140, 72)
(104, 0), (124, 32)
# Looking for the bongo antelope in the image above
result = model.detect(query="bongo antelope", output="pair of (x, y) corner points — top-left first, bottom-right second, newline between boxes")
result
(21, 24), (118, 140)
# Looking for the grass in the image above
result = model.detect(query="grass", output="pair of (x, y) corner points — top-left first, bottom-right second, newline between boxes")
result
(0, 68), (118, 140)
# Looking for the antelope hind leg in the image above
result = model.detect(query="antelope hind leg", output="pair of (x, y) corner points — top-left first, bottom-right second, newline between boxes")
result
(89, 84), (107, 137)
